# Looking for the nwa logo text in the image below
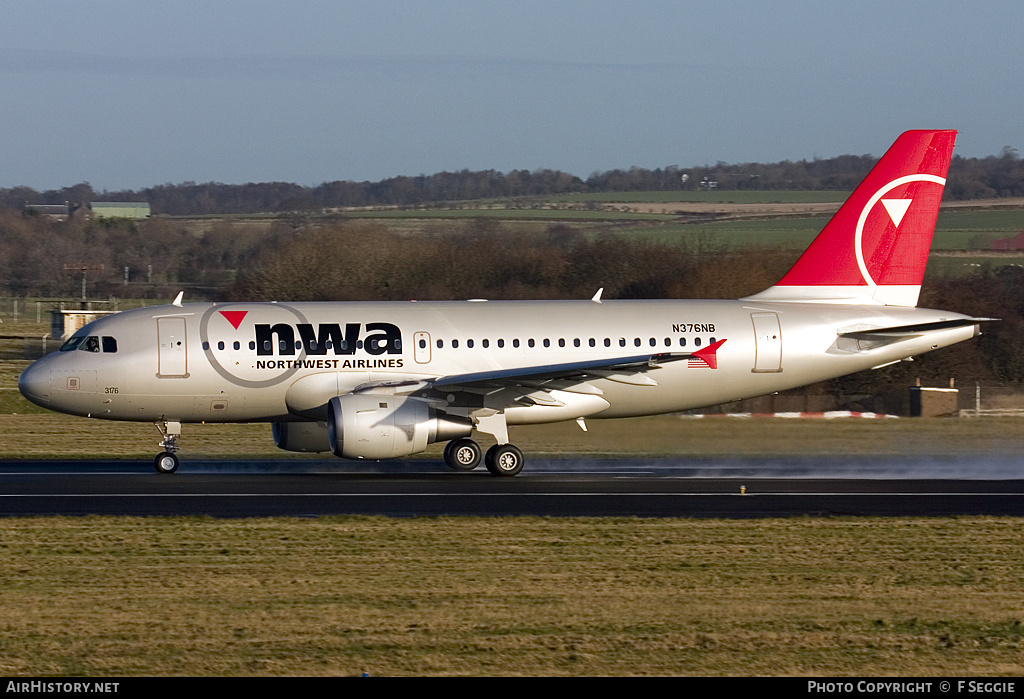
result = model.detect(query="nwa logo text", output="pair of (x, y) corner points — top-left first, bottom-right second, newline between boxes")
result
(255, 322), (402, 356)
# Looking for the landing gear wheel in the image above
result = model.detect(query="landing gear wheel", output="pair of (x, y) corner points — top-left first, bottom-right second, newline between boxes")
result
(154, 451), (180, 474)
(484, 444), (525, 477)
(444, 438), (482, 471)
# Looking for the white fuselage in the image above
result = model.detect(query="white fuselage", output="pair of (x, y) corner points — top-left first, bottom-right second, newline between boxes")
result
(19, 298), (977, 425)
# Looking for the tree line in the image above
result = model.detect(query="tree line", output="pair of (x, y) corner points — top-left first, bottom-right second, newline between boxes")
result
(2, 148), (1021, 216)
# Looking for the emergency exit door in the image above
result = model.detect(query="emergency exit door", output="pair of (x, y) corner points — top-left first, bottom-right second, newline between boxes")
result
(750, 312), (782, 373)
(157, 317), (189, 377)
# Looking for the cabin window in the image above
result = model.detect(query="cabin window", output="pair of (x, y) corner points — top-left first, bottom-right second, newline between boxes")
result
(588, 338), (595, 347)
(436, 339), (444, 349)
(634, 338), (642, 347)
(419, 339), (427, 349)
(217, 341), (225, 350)
(694, 337), (702, 347)
(498, 339), (505, 348)
(559, 339), (566, 348)
(482, 339), (489, 348)
(528, 339), (535, 348)
(202, 341), (210, 350)
(512, 339), (520, 348)
(543, 338), (550, 348)
(233, 341), (240, 350)
(249, 341), (256, 350)
(604, 338), (611, 347)
(452, 339), (459, 349)
(467, 339), (474, 348)
(649, 338), (656, 347)
(679, 337), (686, 347)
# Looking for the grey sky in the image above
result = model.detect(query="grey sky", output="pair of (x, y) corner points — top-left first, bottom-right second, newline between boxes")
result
(1, 1), (1020, 190)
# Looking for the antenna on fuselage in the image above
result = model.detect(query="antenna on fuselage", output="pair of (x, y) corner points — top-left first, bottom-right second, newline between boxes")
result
(591, 288), (604, 303)
(172, 291), (184, 307)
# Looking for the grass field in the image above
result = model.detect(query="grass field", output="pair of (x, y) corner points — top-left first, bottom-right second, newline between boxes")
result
(346, 208), (676, 222)
(547, 190), (853, 204)
(610, 209), (1024, 251)
(2, 515), (1024, 676)
(4, 411), (1024, 461)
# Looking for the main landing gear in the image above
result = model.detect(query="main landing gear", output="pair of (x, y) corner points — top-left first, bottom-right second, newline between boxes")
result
(154, 421), (182, 474)
(443, 438), (525, 477)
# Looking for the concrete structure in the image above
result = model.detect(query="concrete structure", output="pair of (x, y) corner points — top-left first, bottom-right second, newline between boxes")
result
(24, 203), (70, 221)
(910, 386), (959, 417)
(51, 309), (118, 339)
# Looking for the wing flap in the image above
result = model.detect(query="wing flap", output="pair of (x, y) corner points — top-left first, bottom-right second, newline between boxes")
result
(431, 352), (690, 390)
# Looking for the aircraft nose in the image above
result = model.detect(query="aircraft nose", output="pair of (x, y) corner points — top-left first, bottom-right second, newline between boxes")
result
(18, 361), (49, 408)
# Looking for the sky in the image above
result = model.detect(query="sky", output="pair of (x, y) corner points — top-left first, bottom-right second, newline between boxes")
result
(0, 0), (1021, 191)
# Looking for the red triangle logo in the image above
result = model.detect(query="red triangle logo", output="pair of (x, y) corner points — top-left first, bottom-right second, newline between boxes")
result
(689, 338), (726, 369)
(219, 310), (248, 330)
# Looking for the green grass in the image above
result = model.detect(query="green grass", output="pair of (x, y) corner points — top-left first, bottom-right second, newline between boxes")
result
(3, 411), (1024, 461)
(605, 208), (1024, 252)
(1, 515), (1023, 676)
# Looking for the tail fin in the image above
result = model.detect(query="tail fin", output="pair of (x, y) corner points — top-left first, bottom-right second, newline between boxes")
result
(745, 129), (956, 306)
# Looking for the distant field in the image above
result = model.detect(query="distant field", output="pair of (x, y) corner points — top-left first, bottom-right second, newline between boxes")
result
(606, 208), (1024, 252)
(346, 208), (675, 222)
(549, 190), (851, 204)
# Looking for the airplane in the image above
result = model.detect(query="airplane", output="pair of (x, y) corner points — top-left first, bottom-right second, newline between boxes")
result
(18, 129), (988, 476)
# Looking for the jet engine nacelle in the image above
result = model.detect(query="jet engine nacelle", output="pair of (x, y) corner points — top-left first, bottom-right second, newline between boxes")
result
(272, 420), (332, 453)
(327, 394), (472, 459)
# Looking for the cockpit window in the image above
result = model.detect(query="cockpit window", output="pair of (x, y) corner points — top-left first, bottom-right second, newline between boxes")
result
(60, 334), (117, 353)
(60, 336), (85, 351)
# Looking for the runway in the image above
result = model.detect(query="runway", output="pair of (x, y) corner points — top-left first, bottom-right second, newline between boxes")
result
(2, 456), (1023, 517)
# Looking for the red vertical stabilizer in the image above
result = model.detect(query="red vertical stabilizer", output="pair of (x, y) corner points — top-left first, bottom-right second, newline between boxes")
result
(745, 130), (956, 307)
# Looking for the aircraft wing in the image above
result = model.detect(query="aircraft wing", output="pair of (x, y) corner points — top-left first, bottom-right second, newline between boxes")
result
(433, 351), (685, 388)
(353, 340), (726, 396)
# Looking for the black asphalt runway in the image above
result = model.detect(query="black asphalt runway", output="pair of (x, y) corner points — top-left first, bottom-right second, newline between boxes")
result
(2, 456), (1023, 517)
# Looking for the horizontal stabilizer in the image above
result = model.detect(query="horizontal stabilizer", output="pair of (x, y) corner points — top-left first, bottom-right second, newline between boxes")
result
(838, 318), (992, 341)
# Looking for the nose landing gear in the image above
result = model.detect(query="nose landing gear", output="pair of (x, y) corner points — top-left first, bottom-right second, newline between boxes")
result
(154, 421), (182, 474)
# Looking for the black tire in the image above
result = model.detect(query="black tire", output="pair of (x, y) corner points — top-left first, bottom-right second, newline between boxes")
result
(444, 438), (481, 471)
(154, 452), (180, 474)
(484, 444), (525, 477)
